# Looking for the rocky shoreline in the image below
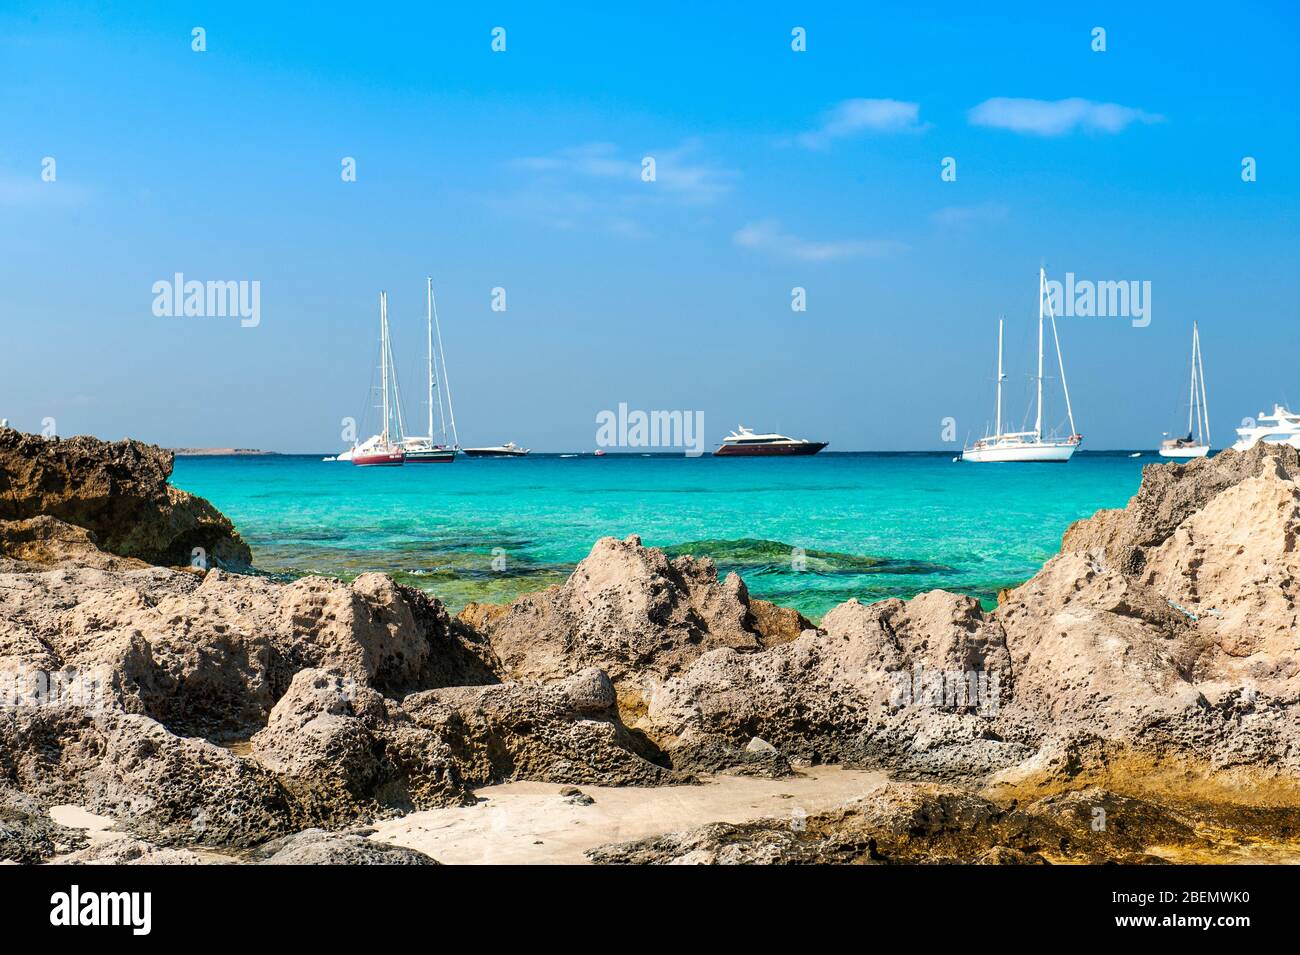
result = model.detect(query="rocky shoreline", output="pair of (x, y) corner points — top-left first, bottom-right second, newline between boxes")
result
(3, 426), (1299, 864)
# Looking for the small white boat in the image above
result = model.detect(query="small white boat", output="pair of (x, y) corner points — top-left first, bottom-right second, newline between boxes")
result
(1232, 405), (1300, 452)
(1128, 452), (1141, 458)
(961, 268), (1082, 463)
(1158, 322), (1211, 459)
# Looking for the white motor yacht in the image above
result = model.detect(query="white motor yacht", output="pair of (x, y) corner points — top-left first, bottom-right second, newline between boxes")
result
(1232, 405), (1300, 452)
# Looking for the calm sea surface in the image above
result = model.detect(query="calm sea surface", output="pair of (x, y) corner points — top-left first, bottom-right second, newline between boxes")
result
(171, 452), (1152, 621)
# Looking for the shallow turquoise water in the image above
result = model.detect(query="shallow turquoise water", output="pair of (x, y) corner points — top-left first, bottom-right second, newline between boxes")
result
(171, 452), (1150, 620)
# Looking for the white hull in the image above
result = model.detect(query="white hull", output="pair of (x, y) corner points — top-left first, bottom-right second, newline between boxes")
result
(962, 269), (1080, 466)
(962, 442), (1078, 463)
(335, 434), (391, 463)
(1159, 323), (1212, 461)
(462, 442), (529, 457)
(1232, 434), (1300, 453)
(1158, 445), (1210, 459)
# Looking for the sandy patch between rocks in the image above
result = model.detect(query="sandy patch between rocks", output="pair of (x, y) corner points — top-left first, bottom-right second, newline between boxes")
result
(368, 765), (889, 865)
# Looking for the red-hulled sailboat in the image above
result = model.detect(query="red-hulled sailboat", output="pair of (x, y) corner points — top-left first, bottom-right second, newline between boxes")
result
(351, 291), (407, 467)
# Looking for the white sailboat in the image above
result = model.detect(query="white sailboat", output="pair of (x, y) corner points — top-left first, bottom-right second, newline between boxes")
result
(403, 277), (460, 464)
(961, 268), (1082, 463)
(350, 291), (407, 467)
(1158, 323), (1211, 459)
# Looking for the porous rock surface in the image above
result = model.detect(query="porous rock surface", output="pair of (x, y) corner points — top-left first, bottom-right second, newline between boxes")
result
(0, 428), (251, 568)
(3, 429), (1300, 864)
(250, 828), (438, 865)
(472, 534), (804, 691)
(586, 445), (1300, 799)
(0, 434), (679, 861)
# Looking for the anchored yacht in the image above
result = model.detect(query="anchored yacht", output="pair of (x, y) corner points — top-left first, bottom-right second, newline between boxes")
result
(1158, 322), (1211, 459)
(351, 292), (407, 467)
(462, 442), (530, 458)
(961, 267), (1082, 463)
(1231, 405), (1300, 452)
(403, 277), (460, 464)
(714, 426), (827, 457)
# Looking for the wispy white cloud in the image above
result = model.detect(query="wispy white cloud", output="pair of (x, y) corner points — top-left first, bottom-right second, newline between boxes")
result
(482, 187), (602, 233)
(967, 97), (1164, 136)
(510, 142), (630, 179)
(508, 140), (734, 204)
(495, 141), (734, 237)
(732, 220), (904, 262)
(795, 99), (926, 149)
(930, 201), (1009, 229)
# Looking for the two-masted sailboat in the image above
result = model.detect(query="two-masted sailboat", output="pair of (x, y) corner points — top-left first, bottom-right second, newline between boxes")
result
(344, 280), (460, 466)
(961, 267), (1082, 463)
(350, 292), (407, 467)
(402, 277), (460, 463)
(1158, 322), (1210, 458)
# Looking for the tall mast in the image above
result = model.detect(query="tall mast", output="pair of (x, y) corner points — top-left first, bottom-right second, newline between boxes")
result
(1034, 267), (1044, 440)
(430, 280), (460, 449)
(385, 302), (406, 441)
(1195, 322), (1210, 446)
(995, 317), (1004, 437)
(1045, 271), (1077, 438)
(426, 278), (434, 442)
(379, 292), (390, 444)
(1187, 324), (1197, 437)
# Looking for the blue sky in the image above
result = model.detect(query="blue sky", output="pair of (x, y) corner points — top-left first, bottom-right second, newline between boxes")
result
(1, 1), (1297, 451)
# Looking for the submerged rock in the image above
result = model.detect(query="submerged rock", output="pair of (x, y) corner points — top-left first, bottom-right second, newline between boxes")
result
(665, 538), (955, 577)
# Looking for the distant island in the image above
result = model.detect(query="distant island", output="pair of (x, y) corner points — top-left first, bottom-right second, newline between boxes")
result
(171, 448), (279, 457)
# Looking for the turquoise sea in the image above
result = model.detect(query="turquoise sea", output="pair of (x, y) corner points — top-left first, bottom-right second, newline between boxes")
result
(171, 452), (1151, 621)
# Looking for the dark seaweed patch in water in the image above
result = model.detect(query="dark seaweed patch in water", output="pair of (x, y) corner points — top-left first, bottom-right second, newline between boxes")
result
(401, 562), (572, 583)
(392, 564), (570, 611)
(245, 529), (349, 543)
(665, 538), (955, 577)
(387, 535), (538, 553)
